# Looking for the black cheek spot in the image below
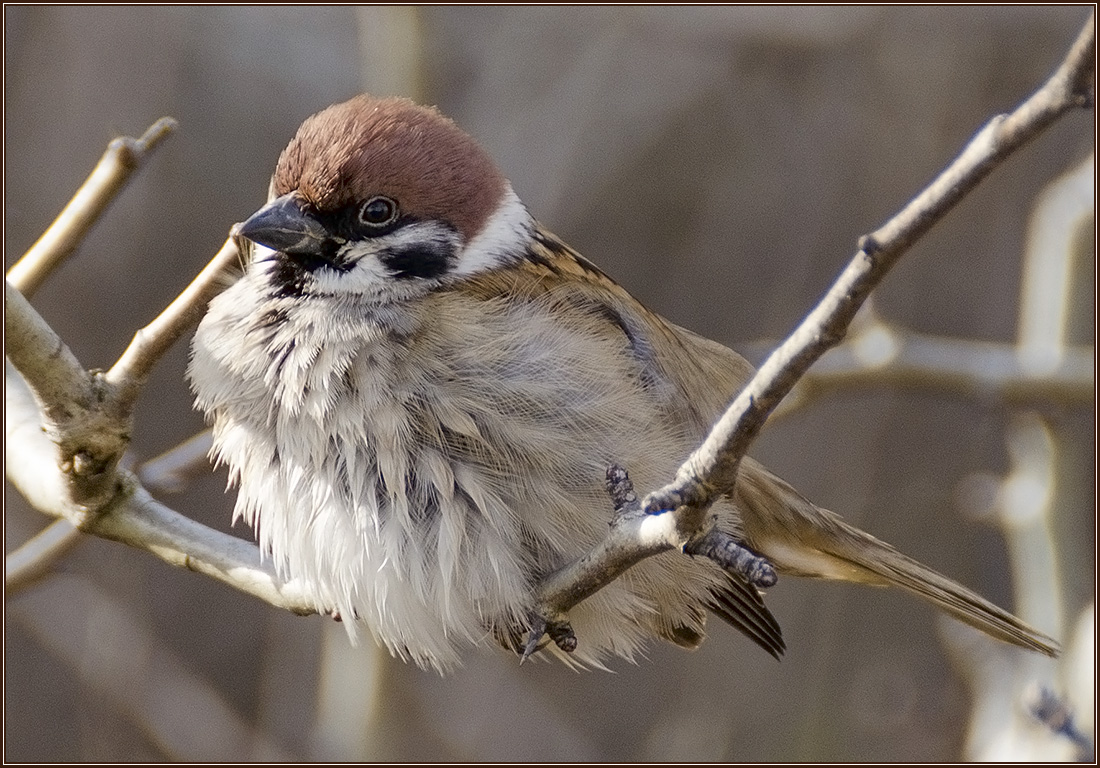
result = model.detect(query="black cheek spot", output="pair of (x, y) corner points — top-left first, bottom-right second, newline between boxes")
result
(378, 243), (456, 280)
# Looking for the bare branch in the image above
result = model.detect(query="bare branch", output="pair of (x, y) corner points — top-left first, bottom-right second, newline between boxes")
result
(643, 10), (1095, 518)
(6, 337), (312, 613)
(137, 428), (215, 495)
(5, 281), (97, 425)
(106, 235), (242, 411)
(6, 118), (177, 298)
(5, 238), (291, 608)
(529, 467), (676, 633)
(4, 519), (83, 596)
(528, 11), (1095, 649)
(86, 479), (317, 616)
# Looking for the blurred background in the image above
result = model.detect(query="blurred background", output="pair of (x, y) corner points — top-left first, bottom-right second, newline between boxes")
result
(5, 6), (1094, 761)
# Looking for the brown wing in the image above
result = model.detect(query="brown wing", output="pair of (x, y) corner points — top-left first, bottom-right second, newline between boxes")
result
(459, 224), (756, 423)
(457, 223), (785, 658)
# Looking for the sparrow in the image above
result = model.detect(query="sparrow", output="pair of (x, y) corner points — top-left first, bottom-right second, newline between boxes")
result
(189, 94), (1059, 670)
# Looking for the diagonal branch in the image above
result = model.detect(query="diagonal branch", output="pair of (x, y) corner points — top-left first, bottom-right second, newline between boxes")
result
(4, 519), (83, 596)
(5, 281), (97, 427)
(106, 234), (243, 412)
(6, 118), (178, 298)
(137, 429), (215, 495)
(644, 10), (1095, 520)
(5, 119), (246, 590)
(87, 480), (317, 615)
(6, 285), (312, 612)
(527, 11), (1095, 653)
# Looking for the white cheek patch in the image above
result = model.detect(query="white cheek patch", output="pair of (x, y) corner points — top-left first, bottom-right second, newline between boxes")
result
(252, 192), (534, 300)
(310, 242), (393, 295)
(451, 185), (534, 278)
(309, 221), (461, 298)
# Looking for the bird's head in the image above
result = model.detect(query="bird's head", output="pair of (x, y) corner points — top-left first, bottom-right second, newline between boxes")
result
(239, 94), (533, 299)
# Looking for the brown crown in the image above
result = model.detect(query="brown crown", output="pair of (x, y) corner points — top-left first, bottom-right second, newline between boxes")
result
(272, 94), (507, 242)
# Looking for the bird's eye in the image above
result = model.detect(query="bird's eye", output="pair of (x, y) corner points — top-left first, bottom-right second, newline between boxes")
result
(358, 196), (398, 228)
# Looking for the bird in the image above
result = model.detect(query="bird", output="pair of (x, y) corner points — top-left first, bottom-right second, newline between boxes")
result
(189, 94), (1059, 671)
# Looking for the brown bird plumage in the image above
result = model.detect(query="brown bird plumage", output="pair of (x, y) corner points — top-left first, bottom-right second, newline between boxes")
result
(190, 94), (1059, 670)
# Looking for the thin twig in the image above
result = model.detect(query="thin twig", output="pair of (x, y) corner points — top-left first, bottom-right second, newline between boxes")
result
(6, 118), (178, 298)
(643, 10), (1095, 517)
(105, 234), (242, 411)
(87, 479), (317, 616)
(137, 428), (215, 495)
(4, 519), (83, 596)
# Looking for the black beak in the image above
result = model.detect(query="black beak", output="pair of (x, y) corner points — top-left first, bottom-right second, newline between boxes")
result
(238, 193), (333, 258)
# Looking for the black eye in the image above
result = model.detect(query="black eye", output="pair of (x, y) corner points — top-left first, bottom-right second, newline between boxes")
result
(358, 196), (398, 228)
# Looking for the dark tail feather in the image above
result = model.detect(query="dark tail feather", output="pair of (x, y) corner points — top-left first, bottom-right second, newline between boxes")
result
(706, 573), (786, 660)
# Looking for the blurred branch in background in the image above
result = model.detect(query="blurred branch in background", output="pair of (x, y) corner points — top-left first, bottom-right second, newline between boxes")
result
(762, 310), (1092, 413)
(355, 6), (424, 100)
(4, 517), (82, 597)
(136, 428), (214, 496)
(945, 152), (1095, 762)
(9, 574), (292, 761)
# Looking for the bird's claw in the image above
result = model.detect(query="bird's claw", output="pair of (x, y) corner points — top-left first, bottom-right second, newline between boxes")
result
(521, 613), (577, 663)
(685, 529), (778, 588)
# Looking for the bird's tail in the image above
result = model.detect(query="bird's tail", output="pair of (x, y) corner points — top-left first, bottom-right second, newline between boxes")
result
(735, 458), (1060, 657)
